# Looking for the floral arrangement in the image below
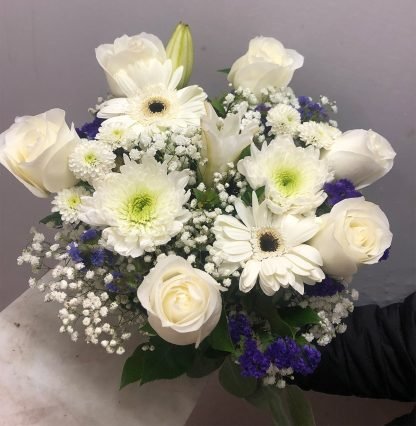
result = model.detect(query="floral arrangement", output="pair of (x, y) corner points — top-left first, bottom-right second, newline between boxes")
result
(0, 23), (396, 424)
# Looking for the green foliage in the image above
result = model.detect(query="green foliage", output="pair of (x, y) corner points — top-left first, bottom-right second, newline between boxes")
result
(316, 202), (331, 216)
(193, 188), (220, 209)
(218, 356), (257, 398)
(206, 308), (234, 353)
(241, 186), (265, 206)
(39, 212), (63, 228)
(247, 385), (316, 426)
(254, 293), (294, 338)
(279, 307), (321, 328)
(120, 337), (195, 389)
(217, 68), (231, 74)
(186, 348), (225, 378)
(210, 96), (226, 117)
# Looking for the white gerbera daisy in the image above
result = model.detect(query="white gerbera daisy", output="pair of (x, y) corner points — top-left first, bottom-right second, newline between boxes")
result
(266, 104), (301, 136)
(298, 121), (341, 150)
(51, 187), (89, 223)
(69, 141), (116, 184)
(96, 120), (140, 150)
(78, 155), (190, 257)
(237, 136), (332, 215)
(212, 193), (324, 295)
(97, 59), (206, 135)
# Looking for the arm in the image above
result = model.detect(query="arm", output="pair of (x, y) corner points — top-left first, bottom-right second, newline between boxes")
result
(296, 292), (416, 402)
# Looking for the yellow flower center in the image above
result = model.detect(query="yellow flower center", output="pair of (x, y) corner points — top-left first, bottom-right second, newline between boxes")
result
(123, 192), (156, 225)
(273, 167), (301, 197)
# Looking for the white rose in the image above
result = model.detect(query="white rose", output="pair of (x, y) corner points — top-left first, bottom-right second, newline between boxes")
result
(200, 103), (257, 186)
(325, 129), (396, 189)
(228, 36), (304, 97)
(309, 197), (392, 281)
(0, 108), (79, 198)
(137, 255), (222, 347)
(96, 33), (167, 96)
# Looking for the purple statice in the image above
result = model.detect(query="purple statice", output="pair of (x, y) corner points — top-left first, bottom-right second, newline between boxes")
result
(76, 116), (104, 140)
(90, 248), (105, 267)
(67, 242), (83, 263)
(265, 337), (321, 376)
(228, 313), (252, 344)
(238, 338), (271, 378)
(324, 179), (362, 206)
(297, 96), (329, 122)
(305, 276), (345, 297)
(379, 247), (390, 262)
(80, 228), (99, 243)
(105, 283), (119, 293)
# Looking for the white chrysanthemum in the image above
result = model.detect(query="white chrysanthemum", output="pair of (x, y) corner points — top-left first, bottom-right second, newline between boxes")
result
(78, 156), (190, 257)
(266, 104), (301, 136)
(69, 141), (116, 184)
(51, 187), (89, 223)
(96, 120), (140, 150)
(298, 122), (341, 150)
(237, 136), (332, 215)
(97, 59), (206, 135)
(212, 193), (324, 295)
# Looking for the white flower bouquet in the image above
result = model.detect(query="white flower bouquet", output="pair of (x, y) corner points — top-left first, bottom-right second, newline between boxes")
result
(1, 23), (396, 424)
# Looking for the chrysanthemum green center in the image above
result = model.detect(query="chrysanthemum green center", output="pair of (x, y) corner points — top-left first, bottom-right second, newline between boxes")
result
(123, 192), (156, 225)
(67, 195), (81, 209)
(84, 152), (97, 165)
(273, 167), (301, 196)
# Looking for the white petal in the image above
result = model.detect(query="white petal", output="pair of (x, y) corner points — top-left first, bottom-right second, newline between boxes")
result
(239, 260), (261, 293)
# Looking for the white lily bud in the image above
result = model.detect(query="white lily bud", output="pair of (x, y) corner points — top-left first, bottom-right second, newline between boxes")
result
(166, 22), (194, 89)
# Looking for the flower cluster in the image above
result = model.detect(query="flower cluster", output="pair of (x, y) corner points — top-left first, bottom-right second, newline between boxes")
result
(1, 25), (395, 400)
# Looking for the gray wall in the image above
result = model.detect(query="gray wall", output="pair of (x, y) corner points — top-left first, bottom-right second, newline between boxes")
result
(1, 0), (415, 310)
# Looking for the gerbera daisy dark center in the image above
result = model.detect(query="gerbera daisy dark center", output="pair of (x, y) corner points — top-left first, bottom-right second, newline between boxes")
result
(259, 232), (279, 252)
(148, 100), (166, 114)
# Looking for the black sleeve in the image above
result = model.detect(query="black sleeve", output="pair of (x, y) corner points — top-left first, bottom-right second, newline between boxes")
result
(296, 292), (416, 402)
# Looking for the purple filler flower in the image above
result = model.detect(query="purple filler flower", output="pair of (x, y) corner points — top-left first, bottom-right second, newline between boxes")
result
(265, 337), (321, 376)
(80, 229), (99, 243)
(305, 276), (345, 297)
(67, 242), (83, 263)
(379, 247), (391, 262)
(239, 338), (271, 378)
(228, 313), (252, 344)
(76, 117), (104, 140)
(298, 96), (329, 122)
(324, 179), (362, 206)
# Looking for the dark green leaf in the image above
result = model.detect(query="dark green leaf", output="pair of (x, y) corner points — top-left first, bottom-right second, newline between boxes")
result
(120, 337), (195, 388)
(39, 212), (63, 228)
(279, 307), (321, 328)
(217, 68), (231, 74)
(206, 308), (234, 353)
(316, 202), (331, 216)
(219, 356), (257, 398)
(255, 293), (294, 338)
(187, 349), (225, 378)
(211, 97), (226, 117)
(139, 322), (157, 336)
(238, 145), (252, 160)
(193, 188), (220, 209)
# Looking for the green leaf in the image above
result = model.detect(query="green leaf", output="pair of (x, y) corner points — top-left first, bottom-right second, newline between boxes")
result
(120, 337), (195, 389)
(210, 97), (226, 117)
(247, 385), (315, 426)
(139, 322), (157, 336)
(193, 188), (220, 209)
(186, 349), (225, 378)
(279, 307), (321, 328)
(206, 308), (234, 353)
(218, 356), (257, 398)
(39, 212), (63, 228)
(255, 293), (294, 338)
(238, 145), (252, 161)
(217, 68), (231, 74)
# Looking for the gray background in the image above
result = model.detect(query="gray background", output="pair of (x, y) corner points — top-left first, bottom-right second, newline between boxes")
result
(0, 0), (415, 310)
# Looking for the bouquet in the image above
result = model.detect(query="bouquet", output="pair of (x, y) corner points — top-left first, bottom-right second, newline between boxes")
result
(0, 23), (396, 424)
